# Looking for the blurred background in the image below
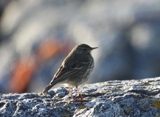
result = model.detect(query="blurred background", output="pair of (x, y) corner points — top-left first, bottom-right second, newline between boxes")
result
(0, 0), (160, 93)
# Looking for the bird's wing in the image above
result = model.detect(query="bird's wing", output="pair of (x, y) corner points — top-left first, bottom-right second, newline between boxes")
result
(48, 60), (90, 85)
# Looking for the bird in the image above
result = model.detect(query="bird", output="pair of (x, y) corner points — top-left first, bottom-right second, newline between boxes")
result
(40, 44), (98, 101)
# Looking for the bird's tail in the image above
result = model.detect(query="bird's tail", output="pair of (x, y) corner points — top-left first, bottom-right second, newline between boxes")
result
(40, 84), (53, 95)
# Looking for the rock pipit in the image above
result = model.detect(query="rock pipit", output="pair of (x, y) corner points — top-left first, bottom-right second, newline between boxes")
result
(40, 44), (97, 101)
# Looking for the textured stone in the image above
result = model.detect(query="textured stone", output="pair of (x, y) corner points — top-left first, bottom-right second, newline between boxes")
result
(0, 77), (160, 117)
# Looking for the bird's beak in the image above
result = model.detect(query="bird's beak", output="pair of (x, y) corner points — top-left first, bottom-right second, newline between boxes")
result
(91, 47), (98, 50)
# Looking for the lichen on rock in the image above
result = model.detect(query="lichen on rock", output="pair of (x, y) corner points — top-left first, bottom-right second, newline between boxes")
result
(0, 77), (160, 117)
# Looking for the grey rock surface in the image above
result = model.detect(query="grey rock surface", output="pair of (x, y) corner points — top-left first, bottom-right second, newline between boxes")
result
(0, 77), (160, 117)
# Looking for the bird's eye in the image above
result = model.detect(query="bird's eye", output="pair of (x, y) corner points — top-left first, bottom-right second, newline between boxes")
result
(83, 48), (86, 50)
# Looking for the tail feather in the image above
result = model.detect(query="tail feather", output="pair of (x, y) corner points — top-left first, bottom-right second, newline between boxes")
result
(40, 84), (54, 95)
(40, 77), (61, 95)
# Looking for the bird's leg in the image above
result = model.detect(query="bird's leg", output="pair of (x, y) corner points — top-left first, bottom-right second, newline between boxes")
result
(76, 86), (83, 102)
(68, 86), (74, 100)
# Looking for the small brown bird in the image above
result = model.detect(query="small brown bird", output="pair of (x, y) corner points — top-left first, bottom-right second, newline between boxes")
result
(40, 44), (98, 101)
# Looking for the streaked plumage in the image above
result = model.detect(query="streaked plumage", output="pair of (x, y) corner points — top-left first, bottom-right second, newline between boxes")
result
(40, 44), (97, 100)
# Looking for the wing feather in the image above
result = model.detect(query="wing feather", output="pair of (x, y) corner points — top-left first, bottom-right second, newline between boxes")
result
(49, 61), (91, 85)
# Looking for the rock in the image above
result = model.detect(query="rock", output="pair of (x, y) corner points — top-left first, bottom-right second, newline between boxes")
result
(0, 77), (160, 117)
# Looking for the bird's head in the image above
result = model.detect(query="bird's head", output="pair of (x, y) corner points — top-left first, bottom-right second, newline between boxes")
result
(76, 44), (98, 53)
